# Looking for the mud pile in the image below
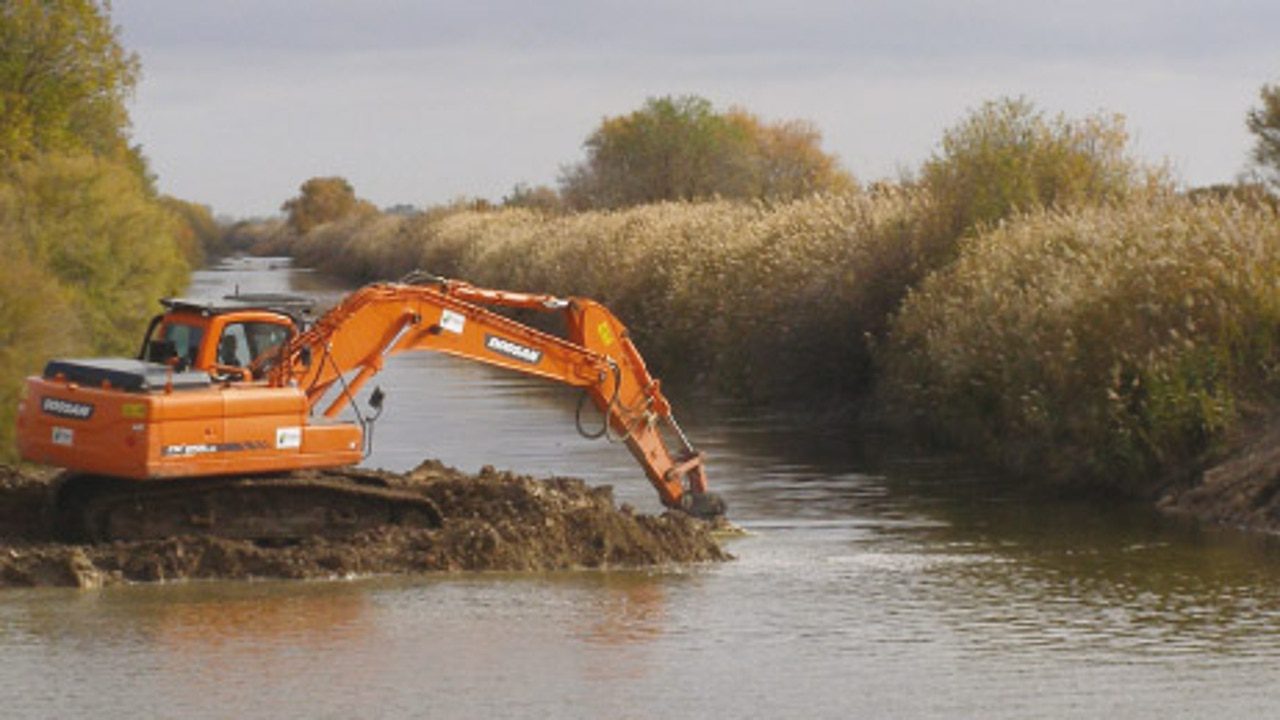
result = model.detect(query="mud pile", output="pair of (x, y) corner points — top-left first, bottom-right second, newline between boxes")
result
(0, 461), (729, 588)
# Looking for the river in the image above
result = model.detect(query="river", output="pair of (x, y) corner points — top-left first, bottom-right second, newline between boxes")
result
(2, 256), (1279, 718)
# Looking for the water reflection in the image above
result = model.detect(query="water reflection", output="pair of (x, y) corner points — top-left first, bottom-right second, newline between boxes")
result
(576, 573), (668, 648)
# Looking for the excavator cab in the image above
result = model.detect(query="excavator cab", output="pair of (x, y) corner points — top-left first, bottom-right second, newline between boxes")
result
(137, 295), (309, 380)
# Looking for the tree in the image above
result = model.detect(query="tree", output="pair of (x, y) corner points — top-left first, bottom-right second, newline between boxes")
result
(726, 110), (856, 199)
(2, 153), (189, 353)
(281, 176), (376, 234)
(921, 97), (1141, 237)
(1246, 82), (1280, 192)
(560, 95), (853, 210)
(160, 195), (225, 264)
(0, 0), (140, 164)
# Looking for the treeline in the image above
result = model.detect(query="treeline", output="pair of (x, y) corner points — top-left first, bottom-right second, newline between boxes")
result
(0, 1), (221, 460)
(246, 91), (1280, 498)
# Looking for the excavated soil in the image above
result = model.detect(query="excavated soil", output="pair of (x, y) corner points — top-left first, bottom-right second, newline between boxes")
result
(0, 461), (729, 589)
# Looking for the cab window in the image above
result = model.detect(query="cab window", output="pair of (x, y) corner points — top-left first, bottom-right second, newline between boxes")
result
(150, 322), (204, 367)
(217, 322), (290, 368)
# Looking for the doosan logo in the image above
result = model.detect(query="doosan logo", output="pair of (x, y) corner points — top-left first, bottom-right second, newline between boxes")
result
(41, 397), (95, 420)
(484, 334), (542, 365)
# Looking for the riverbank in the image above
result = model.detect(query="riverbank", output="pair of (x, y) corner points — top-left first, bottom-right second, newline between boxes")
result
(0, 462), (728, 589)
(1159, 415), (1280, 534)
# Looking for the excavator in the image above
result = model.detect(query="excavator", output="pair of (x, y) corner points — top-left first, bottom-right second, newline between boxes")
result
(14, 273), (725, 542)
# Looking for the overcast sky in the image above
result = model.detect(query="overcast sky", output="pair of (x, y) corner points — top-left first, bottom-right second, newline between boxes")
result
(111, 1), (1278, 218)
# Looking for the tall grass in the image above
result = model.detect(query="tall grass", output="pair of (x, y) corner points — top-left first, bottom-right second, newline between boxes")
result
(269, 190), (944, 402)
(884, 195), (1280, 494)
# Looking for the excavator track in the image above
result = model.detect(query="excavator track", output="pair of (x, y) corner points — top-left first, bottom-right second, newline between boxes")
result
(52, 472), (443, 544)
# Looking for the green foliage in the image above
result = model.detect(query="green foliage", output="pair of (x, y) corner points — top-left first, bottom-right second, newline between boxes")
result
(159, 196), (225, 265)
(3, 154), (189, 355)
(884, 196), (1280, 493)
(1246, 82), (1280, 192)
(0, 246), (79, 459)
(0, 154), (191, 461)
(560, 95), (855, 209)
(0, 0), (140, 164)
(921, 97), (1142, 240)
(281, 176), (377, 234)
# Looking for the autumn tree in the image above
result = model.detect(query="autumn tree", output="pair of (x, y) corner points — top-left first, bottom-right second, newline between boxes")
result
(727, 110), (856, 199)
(160, 195), (225, 263)
(0, 0), (140, 165)
(281, 176), (376, 234)
(921, 97), (1143, 238)
(1246, 81), (1280, 192)
(560, 95), (853, 210)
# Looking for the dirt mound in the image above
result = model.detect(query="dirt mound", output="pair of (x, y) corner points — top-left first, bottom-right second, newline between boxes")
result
(0, 461), (730, 588)
(1159, 417), (1280, 533)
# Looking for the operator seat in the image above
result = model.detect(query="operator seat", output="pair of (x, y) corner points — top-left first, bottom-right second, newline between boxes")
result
(218, 335), (240, 366)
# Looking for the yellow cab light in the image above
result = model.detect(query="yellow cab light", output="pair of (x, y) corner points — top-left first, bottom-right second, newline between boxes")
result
(121, 403), (148, 420)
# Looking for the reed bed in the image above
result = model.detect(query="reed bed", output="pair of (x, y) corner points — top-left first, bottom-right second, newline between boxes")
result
(273, 190), (944, 401)
(884, 196), (1280, 493)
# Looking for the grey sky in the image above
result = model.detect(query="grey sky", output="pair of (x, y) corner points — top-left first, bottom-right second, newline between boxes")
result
(112, 1), (1279, 217)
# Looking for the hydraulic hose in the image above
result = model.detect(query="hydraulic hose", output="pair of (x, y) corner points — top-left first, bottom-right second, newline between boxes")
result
(575, 362), (622, 440)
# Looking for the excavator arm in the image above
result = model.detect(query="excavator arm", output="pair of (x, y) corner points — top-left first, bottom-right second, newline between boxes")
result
(265, 275), (723, 518)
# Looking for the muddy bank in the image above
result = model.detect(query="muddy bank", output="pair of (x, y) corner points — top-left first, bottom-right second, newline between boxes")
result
(1158, 418), (1280, 534)
(0, 461), (729, 589)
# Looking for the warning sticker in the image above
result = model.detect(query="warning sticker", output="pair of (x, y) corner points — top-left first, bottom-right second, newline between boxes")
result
(596, 321), (616, 347)
(440, 309), (466, 335)
(276, 426), (302, 450)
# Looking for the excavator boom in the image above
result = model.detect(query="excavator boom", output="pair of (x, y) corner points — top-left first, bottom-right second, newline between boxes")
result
(266, 275), (714, 514)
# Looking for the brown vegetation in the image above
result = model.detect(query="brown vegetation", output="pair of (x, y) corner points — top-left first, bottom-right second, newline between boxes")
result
(885, 195), (1280, 495)
(258, 190), (946, 402)
(281, 176), (378, 234)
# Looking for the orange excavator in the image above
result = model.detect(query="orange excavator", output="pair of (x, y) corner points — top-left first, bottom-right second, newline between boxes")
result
(15, 273), (724, 541)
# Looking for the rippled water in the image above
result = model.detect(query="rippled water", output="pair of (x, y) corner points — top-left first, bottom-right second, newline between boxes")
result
(3, 256), (1279, 718)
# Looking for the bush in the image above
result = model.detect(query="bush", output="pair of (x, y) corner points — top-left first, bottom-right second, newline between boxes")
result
(921, 97), (1145, 241)
(883, 195), (1280, 493)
